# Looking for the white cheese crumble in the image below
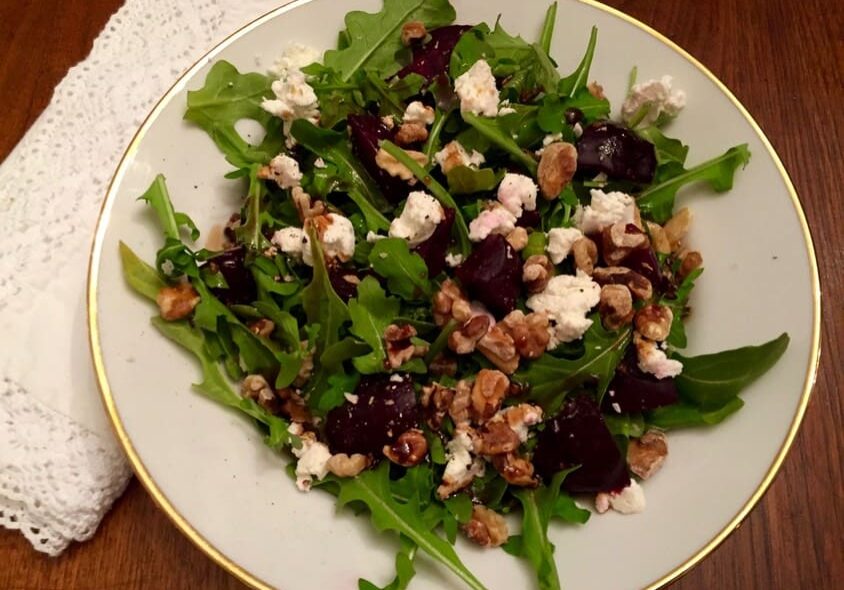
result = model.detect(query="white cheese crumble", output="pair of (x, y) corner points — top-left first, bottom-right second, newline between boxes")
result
(496, 404), (544, 443)
(266, 153), (302, 189)
(454, 60), (500, 117)
(366, 231), (386, 243)
(546, 227), (584, 264)
(443, 428), (485, 484)
(261, 69), (320, 147)
(389, 374), (404, 383)
(468, 205), (517, 242)
(291, 433), (332, 492)
(314, 157), (327, 169)
(497, 173), (538, 217)
(321, 213), (356, 262)
(526, 271), (601, 348)
(574, 189), (636, 234)
(636, 335), (684, 379)
(403, 100), (435, 126)
(609, 480), (646, 514)
(573, 122), (584, 138)
(621, 75), (686, 127)
(271, 227), (309, 263)
(268, 43), (321, 79)
(498, 100), (516, 116)
(434, 140), (485, 174)
(445, 252), (464, 268)
(388, 191), (445, 247)
(343, 392), (359, 404)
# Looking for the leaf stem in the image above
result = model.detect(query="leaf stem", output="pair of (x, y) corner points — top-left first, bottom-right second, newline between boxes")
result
(462, 113), (538, 175)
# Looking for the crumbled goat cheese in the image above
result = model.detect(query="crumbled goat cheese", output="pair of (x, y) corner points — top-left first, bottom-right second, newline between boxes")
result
(573, 189), (636, 234)
(445, 252), (464, 268)
(321, 213), (356, 262)
(389, 374), (404, 383)
(546, 227), (584, 264)
(468, 205), (517, 242)
(261, 69), (320, 146)
(442, 428), (485, 484)
(609, 480), (646, 514)
(272, 227), (309, 263)
(366, 231), (386, 243)
(526, 271), (601, 347)
(535, 133), (563, 156)
(621, 75), (686, 127)
(573, 123), (583, 138)
(314, 157), (327, 168)
(636, 336), (684, 379)
(454, 60), (500, 117)
(292, 436), (332, 492)
(498, 100), (516, 116)
(388, 191), (444, 247)
(403, 100), (435, 126)
(344, 392), (359, 404)
(497, 173), (538, 217)
(496, 404), (544, 443)
(269, 43), (321, 78)
(266, 153), (302, 189)
(434, 140), (485, 174)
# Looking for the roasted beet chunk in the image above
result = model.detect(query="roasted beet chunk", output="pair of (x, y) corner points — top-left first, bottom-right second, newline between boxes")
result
(414, 207), (455, 277)
(516, 208), (541, 229)
(328, 265), (363, 303)
(347, 114), (408, 202)
(622, 246), (666, 295)
(576, 122), (656, 183)
(533, 395), (630, 493)
(324, 374), (420, 456)
(202, 248), (256, 305)
(602, 350), (679, 413)
(398, 25), (471, 82)
(455, 234), (521, 317)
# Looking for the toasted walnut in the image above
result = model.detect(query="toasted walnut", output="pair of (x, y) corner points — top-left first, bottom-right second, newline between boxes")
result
(663, 207), (692, 252)
(292, 186), (325, 221)
(476, 421), (521, 455)
(401, 20), (427, 45)
(572, 236), (599, 275)
(602, 222), (649, 265)
(496, 404), (543, 441)
(477, 326), (520, 374)
(500, 310), (550, 359)
(449, 380), (473, 425)
(435, 141), (471, 174)
(241, 374), (281, 414)
(326, 453), (370, 477)
(449, 315), (491, 354)
(277, 387), (313, 423)
(381, 114), (396, 129)
(471, 369), (510, 422)
(384, 323), (421, 369)
(635, 304), (673, 341)
(646, 221), (671, 255)
(462, 505), (509, 547)
(395, 122), (429, 145)
(384, 429), (429, 466)
(422, 383), (456, 429)
(592, 266), (654, 300)
(156, 283), (200, 321)
(428, 353), (458, 378)
(599, 285), (634, 330)
(587, 81), (606, 100)
(537, 142), (578, 199)
(677, 250), (703, 280)
(523, 254), (554, 294)
(248, 318), (275, 338)
(492, 453), (537, 486)
(293, 340), (315, 387)
(375, 147), (427, 182)
(627, 430), (668, 479)
(433, 279), (469, 326)
(506, 227), (529, 251)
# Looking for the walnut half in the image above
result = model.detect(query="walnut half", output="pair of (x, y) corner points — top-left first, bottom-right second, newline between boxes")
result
(627, 430), (668, 479)
(462, 505), (509, 547)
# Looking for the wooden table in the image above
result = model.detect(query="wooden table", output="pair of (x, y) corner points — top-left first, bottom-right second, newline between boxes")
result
(1, 0), (841, 588)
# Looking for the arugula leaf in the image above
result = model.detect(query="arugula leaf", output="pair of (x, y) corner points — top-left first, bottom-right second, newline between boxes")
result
(334, 462), (487, 590)
(604, 412), (646, 438)
(558, 26), (598, 97)
(302, 225), (351, 355)
(368, 238), (432, 300)
(496, 105), (546, 148)
(461, 113), (538, 175)
(637, 144), (751, 223)
(362, 71), (427, 117)
(661, 267), (703, 349)
(538, 2), (558, 54)
(119, 241), (165, 301)
(446, 166), (502, 194)
(349, 276), (400, 373)
(184, 61), (285, 168)
(516, 321), (632, 413)
(637, 126), (689, 166)
(647, 397), (744, 429)
(324, 0), (456, 82)
(359, 536), (417, 590)
(347, 188), (392, 233)
(235, 165), (270, 251)
(138, 175), (200, 278)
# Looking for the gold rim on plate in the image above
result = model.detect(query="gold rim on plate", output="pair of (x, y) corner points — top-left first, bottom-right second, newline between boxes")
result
(86, 1), (822, 588)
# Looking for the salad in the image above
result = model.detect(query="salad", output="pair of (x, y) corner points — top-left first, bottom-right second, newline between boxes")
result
(119, 1), (790, 588)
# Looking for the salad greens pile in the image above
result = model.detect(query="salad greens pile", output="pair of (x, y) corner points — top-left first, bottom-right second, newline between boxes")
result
(120, 1), (789, 588)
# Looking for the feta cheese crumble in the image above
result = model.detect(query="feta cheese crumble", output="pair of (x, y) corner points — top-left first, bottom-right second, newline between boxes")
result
(261, 69), (320, 147)
(621, 75), (686, 127)
(268, 43), (321, 79)
(574, 189), (636, 234)
(635, 334), (683, 379)
(271, 227), (309, 263)
(526, 271), (601, 347)
(441, 428), (485, 489)
(403, 100), (435, 126)
(546, 227), (584, 264)
(388, 191), (445, 247)
(445, 252), (464, 268)
(607, 480), (646, 514)
(497, 173), (538, 217)
(454, 60), (500, 117)
(321, 213), (356, 262)
(434, 140), (485, 174)
(468, 205), (517, 242)
(266, 153), (302, 189)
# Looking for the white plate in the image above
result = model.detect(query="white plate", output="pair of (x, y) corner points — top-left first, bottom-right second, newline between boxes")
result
(88, 1), (821, 588)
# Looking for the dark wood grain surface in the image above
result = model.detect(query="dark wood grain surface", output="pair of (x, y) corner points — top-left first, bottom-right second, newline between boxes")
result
(1, 0), (841, 588)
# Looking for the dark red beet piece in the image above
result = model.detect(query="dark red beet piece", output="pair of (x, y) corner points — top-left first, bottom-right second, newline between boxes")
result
(203, 248), (257, 306)
(533, 395), (630, 493)
(602, 350), (679, 413)
(622, 246), (666, 294)
(414, 207), (455, 277)
(516, 209), (541, 228)
(324, 374), (420, 456)
(455, 234), (521, 317)
(397, 25), (471, 82)
(347, 114), (408, 203)
(328, 265), (363, 303)
(576, 122), (656, 183)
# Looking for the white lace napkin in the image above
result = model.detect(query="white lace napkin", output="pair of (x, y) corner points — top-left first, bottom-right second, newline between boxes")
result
(0, 0), (287, 556)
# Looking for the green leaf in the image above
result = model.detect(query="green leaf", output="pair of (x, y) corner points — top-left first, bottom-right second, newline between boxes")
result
(445, 166), (502, 194)
(661, 267), (703, 349)
(637, 144), (751, 223)
(516, 321), (632, 413)
(235, 165), (270, 251)
(538, 2), (558, 54)
(333, 463), (487, 590)
(461, 113), (538, 175)
(184, 61), (285, 168)
(557, 26), (598, 98)
(349, 276), (401, 373)
(302, 225), (351, 355)
(604, 412), (646, 438)
(637, 126), (689, 166)
(368, 238), (432, 301)
(119, 241), (165, 301)
(359, 536), (418, 590)
(323, 0), (456, 82)
(647, 397), (744, 429)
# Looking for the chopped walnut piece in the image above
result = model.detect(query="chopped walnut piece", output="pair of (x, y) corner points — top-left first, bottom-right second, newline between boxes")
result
(383, 429), (429, 466)
(292, 186), (325, 221)
(506, 226), (529, 251)
(646, 221), (672, 255)
(537, 142), (578, 199)
(401, 20), (427, 46)
(374, 147), (427, 182)
(421, 383), (455, 429)
(496, 403), (543, 442)
(326, 453), (370, 477)
(156, 283), (200, 321)
(627, 430), (668, 479)
(462, 505), (509, 547)
(677, 250), (703, 280)
(523, 254), (554, 294)
(587, 81), (606, 100)
(634, 304), (673, 342)
(571, 236), (599, 275)
(500, 310), (550, 359)
(395, 122), (429, 145)
(277, 387), (313, 423)
(448, 315), (491, 354)
(428, 353), (458, 378)
(471, 369), (510, 422)
(492, 452), (538, 486)
(663, 207), (692, 252)
(433, 279), (470, 326)
(248, 318), (275, 338)
(477, 326), (520, 374)
(599, 284), (634, 330)
(602, 222), (649, 265)
(384, 323), (421, 368)
(476, 420), (521, 455)
(592, 266), (653, 300)
(449, 380), (473, 425)
(241, 374), (281, 414)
